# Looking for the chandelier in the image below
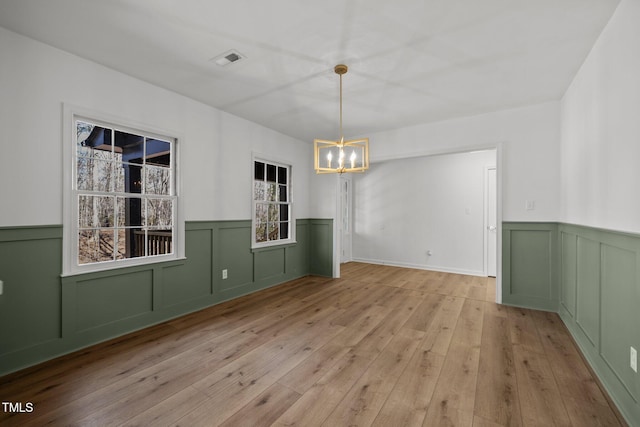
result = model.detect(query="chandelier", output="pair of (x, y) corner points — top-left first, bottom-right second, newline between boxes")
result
(314, 64), (369, 174)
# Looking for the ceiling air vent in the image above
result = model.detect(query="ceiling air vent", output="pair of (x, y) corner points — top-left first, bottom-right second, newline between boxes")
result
(212, 50), (246, 67)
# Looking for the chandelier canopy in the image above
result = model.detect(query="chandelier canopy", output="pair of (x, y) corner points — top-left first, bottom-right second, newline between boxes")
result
(314, 64), (369, 174)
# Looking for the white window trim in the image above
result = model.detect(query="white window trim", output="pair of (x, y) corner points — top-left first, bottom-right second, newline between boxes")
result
(251, 153), (296, 250)
(62, 104), (185, 276)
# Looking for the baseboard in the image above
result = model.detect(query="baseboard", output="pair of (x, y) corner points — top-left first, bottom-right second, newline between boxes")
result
(350, 257), (486, 277)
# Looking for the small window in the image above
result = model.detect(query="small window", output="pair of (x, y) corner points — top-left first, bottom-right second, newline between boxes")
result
(73, 118), (176, 268)
(252, 158), (294, 247)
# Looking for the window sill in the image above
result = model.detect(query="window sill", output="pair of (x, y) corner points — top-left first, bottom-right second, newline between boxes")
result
(61, 256), (187, 278)
(251, 240), (297, 253)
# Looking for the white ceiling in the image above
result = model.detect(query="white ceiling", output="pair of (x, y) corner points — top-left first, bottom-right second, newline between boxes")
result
(0, 0), (619, 142)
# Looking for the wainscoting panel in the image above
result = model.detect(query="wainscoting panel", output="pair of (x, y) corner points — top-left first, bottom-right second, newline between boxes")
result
(600, 244), (638, 402)
(0, 219), (333, 376)
(74, 270), (154, 332)
(162, 227), (213, 307)
(309, 219), (333, 276)
(0, 226), (63, 355)
(560, 231), (577, 316)
(216, 221), (255, 297)
(254, 247), (286, 284)
(575, 235), (600, 347)
(288, 220), (310, 278)
(502, 222), (558, 311)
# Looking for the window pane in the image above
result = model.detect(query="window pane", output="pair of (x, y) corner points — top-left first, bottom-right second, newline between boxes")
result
(115, 228), (146, 259)
(280, 222), (289, 239)
(266, 164), (276, 182)
(78, 195), (114, 228)
(145, 138), (171, 166)
(256, 203), (268, 224)
(277, 167), (287, 184)
(77, 159), (112, 192)
(116, 197), (143, 227)
(114, 163), (143, 194)
(268, 204), (279, 223)
(76, 121), (95, 155)
(145, 165), (171, 195)
(254, 181), (265, 201)
(77, 124), (112, 160)
(78, 229), (114, 264)
(255, 222), (267, 242)
(280, 205), (289, 221)
(145, 199), (173, 228)
(115, 130), (144, 164)
(116, 197), (126, 227)
(114, 228), (127, 260)
(267, 183), (277, 201)
(279, 185), (287, 202)
(268, 222), (279, 241)
(254, 161), (265, 180)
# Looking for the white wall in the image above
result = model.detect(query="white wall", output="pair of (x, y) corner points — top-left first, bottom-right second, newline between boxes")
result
(561, 0), (640, 233)
(0, 27), (311, 227)
(352, 150), (496, 275)
(366, 101), (561, 222)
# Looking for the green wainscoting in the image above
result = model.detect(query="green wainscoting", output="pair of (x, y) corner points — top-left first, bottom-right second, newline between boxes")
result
(502, 222), (559, 311)
(557, 224), (640, 426)
(503, 221), (640, 426)
(0, 219), (333, 376)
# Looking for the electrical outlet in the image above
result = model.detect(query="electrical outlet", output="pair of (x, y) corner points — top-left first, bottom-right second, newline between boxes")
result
(222, 269), (228, 280)
(631, 347), (637, 373)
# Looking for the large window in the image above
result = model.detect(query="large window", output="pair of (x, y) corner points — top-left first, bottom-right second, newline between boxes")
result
(72, 118), (176, 268)
(252, 158), (294, 247)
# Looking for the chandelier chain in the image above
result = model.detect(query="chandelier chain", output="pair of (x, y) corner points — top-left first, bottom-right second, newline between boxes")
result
(339, 73), (343, 141)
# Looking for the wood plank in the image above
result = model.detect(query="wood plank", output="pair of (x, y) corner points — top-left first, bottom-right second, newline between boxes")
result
(422, 298), (484, 426)
(323, 328), (424, 426)
(512, 345), (571, 427)
(349, 292), (419, 358)
(507, 306), (545, 355)
(271, 351), (376, 427)
(531, 310), (610, 406)
(372, 344), (445, 427)
(118, 386), (209, 427)
(218, 382), (301, 427)
(404, 292), (446, 332)
(179, 307), (344, 425)
(276, 342), (351, 394)
(563, 396), (622, 427)
(420, 295), (465, 356)
(474, 308), (522, 426)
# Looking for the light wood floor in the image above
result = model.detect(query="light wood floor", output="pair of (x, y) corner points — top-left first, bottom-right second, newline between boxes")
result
(0, 262), (627, 426)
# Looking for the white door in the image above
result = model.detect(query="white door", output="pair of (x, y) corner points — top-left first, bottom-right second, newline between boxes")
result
(340, 176), (352, 263)
(486, 167), (497, 277)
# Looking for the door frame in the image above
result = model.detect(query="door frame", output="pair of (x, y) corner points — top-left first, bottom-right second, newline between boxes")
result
(339, 175), (353, 263)
(484, 165), (498, 277)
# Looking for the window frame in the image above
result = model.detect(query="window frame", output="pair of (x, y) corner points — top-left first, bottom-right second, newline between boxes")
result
(63, 105), (184, 276)
(251, 154), (296, 250)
